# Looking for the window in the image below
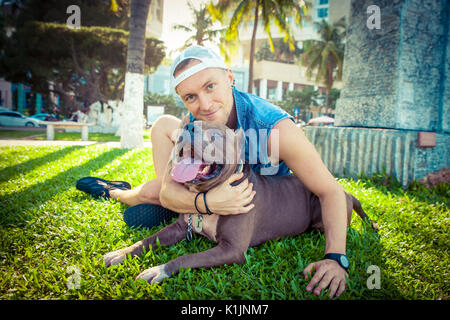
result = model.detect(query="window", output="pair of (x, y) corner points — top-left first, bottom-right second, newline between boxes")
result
(268, 88), (276, 100)
(0, 112), (20, 117)
(317, 8), (328, 18)
(319, 0), (328, 5)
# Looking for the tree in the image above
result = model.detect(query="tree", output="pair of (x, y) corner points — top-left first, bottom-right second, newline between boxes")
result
(208, 0), (310, 93)
(120, 0), (152, 149)
(327, 87), (340, 110)
(300, 17), (345, 114)
(172, 2), (237, 65)
(144, 92), (185, 119)
(0, 21), (164, 117)
(172, 1), (223, 49)
(0, 0), (165, 117)
(255, 38), (303, 64)
(13, 0), (130, 30)
(277, 86), (319, 114)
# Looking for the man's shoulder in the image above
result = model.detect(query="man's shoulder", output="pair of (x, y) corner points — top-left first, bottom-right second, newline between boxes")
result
(236, 90), (276, 109)
(235, 89), (293, 128)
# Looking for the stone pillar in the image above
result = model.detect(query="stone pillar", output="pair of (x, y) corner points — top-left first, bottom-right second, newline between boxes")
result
(288, 82), (294, 92)
(275, 81), (283, 100)
(336, 0), (449, 133)
(36, 93), (42, 114)
(17, 84), (24, 113)
(310, 0), (450, 186)
(259, 79), (267, 99)
(81, 125), (89, 141)
(46, 124), (54, 140)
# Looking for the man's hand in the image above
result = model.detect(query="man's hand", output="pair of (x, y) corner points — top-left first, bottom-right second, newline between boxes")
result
(206, 172), (256, 215)
(303, 259), (347, 298)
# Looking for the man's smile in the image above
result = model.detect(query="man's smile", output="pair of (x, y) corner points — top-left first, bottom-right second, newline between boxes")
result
(202, 109), (220, 120)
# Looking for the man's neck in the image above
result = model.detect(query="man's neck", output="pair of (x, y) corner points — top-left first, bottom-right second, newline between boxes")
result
(225, 104), (237, 129)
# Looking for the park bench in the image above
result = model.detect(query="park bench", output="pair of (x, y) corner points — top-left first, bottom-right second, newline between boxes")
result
(40, 121), (95, 141)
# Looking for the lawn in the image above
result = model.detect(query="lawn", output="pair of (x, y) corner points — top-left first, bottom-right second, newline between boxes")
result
(0, 129), (151, 142)
(0, 144), (448, 300)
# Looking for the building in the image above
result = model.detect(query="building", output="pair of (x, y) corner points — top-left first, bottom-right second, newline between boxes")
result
(146, 0), (164, 39)
(232, 0), (350, 103)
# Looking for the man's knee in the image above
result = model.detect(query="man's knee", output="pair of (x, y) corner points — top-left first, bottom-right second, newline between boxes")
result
(136, 178), (163, 204)
(151, 115), (182, 142)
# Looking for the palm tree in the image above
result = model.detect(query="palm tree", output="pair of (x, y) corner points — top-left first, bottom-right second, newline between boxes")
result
(208, 0), (310, 94)
(120, 0), (151, 148)
(300, 17), (345, 115)
(173, 2), (223, 49)
(173, 2), (237, 65)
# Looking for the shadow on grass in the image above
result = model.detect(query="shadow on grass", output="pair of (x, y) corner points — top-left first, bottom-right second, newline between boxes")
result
(0, 146), (84, 183)
(340, 171), (449, 208)
(0, 147), (129, 228)
(344, 224), (405, 299)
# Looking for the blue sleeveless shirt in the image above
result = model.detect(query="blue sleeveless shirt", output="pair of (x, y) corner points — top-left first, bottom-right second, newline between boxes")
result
(188, 88), (294, 176)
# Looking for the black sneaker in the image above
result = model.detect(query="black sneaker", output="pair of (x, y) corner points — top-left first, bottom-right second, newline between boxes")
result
(123, 204), (178, 229)
(76, 176), (131, 199)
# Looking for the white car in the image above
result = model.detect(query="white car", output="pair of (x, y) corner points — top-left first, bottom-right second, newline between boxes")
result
(0, 111), (42, 127)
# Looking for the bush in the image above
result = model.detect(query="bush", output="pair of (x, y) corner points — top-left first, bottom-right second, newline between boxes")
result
(144, 92), (186, 119)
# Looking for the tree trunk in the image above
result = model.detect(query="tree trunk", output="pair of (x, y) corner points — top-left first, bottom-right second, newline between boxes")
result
(248, 1), (259, 94)
(120, 0), (151, 148)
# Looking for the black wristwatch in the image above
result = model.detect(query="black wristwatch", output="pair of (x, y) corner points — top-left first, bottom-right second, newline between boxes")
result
(324, 253), (349, 271)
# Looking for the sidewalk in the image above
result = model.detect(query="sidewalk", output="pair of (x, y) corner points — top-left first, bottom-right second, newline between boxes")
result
(0, 139), (152, 147)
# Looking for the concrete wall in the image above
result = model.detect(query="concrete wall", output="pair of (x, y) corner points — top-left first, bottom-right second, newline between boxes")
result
(304, 126), (450, 186)
(0, 78), (12, 109)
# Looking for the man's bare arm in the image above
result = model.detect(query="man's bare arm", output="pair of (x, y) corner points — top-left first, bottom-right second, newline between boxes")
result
(269, 119), (348, 298)
(159, 159), (256, 215)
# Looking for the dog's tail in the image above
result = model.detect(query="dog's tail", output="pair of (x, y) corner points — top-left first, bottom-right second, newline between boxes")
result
(351, 195), (379, 230)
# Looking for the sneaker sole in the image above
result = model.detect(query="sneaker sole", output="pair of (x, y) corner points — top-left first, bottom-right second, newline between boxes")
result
(123, 204), (178, 229)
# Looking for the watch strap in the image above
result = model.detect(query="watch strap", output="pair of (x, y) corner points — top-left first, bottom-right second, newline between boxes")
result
(324, 253), (349, 270)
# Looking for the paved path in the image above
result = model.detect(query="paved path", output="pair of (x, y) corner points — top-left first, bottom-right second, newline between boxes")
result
(0, 127), (152, 147)
(0, 139), (152, 147)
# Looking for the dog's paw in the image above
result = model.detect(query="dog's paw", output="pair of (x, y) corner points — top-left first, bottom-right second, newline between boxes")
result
(103, 249), (128, 267)
(136, 264), (169, 284)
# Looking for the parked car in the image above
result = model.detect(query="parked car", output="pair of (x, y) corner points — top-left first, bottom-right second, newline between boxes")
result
(0, 111), (42, 127)
(30, 113), (59, 122)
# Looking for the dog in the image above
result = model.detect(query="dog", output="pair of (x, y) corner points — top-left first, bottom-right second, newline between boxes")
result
(103, 121), (377, 283)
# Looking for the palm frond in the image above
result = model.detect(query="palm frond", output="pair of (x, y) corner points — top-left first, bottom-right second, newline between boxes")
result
(172, 24), (193, 33)
(224, 0), (251, 41)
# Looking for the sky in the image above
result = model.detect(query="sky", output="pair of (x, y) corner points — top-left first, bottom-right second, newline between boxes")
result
(160, 0), (215, 59)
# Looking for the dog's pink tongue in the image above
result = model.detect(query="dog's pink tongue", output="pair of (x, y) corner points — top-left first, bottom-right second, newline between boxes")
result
(171, 158), (202, 183)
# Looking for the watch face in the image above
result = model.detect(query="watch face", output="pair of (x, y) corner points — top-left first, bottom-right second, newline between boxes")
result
(340, 255), (349, 268)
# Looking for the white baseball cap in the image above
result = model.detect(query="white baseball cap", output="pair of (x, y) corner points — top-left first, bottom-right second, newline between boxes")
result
(170, 45), (228, 90)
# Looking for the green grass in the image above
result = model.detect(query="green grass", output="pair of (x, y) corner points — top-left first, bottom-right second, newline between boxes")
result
(0, 145), (448, 300)
(0, 129), (46, 139)
(0, 129), (151, 142)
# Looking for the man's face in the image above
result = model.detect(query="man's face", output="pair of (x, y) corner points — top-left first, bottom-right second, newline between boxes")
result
(175, 60), (234, 125)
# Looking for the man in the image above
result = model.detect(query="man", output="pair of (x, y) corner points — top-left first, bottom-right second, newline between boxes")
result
(94, 46), (350, 298)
